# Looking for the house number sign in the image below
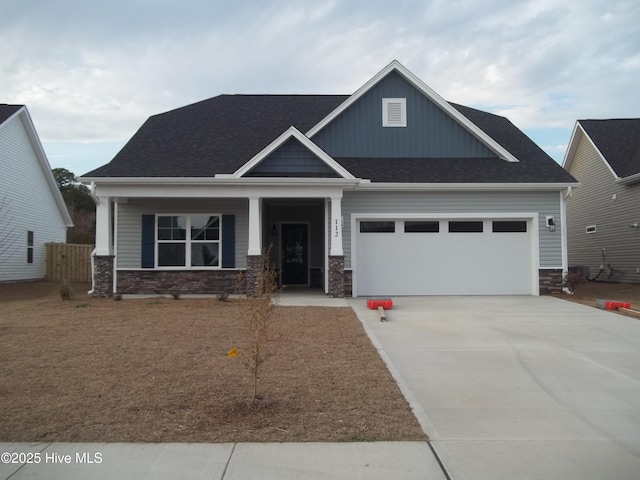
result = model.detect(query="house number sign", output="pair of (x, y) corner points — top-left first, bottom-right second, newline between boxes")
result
(334, 219), (339, 237)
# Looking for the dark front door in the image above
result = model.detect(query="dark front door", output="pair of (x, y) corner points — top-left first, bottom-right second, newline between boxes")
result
(281, 223), (308, 285)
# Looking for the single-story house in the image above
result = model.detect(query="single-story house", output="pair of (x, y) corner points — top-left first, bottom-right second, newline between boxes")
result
(0, 104), (73, 282)
(80, 60), (577, 297)
(563, 118), (640, 283)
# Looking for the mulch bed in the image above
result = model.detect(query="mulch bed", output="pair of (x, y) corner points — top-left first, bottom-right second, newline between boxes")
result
(0, 282), (425, 443)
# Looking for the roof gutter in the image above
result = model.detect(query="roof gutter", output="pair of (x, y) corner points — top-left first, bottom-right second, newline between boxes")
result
(616, 172), (640, 185)
(355, 182), (580, 191)
(79, 176), (364, 187)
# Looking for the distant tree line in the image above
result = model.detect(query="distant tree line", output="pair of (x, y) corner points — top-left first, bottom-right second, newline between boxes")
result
(52, 168), (95, 244)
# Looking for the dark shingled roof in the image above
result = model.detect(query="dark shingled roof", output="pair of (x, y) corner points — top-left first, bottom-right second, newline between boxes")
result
(0, 104), (23, 125)
(83, 95), (576, 184)
(85, 95), (348, 177)
(579, 119), (640, 178)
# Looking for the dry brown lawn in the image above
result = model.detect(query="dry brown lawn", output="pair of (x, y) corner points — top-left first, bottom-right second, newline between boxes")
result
(0, 282), (424, 443)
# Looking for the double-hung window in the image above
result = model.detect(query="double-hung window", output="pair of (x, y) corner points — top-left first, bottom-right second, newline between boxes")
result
(157, 215), (220, 267)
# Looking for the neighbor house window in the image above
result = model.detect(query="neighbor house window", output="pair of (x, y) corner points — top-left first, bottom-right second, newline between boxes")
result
(586, 225), (596, 234)
(382, 98), (407, 127)
(157, 215), (220, 267)
(27, 231), (34, 264)
(360, 221), (395, 233)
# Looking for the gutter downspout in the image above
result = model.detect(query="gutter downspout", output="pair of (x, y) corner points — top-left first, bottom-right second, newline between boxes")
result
(88, 182), (99, 295)
(561, 187), (572, 294)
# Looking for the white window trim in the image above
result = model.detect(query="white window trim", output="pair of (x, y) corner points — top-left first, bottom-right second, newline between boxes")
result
(382, 98), (407, 127)
(155, 214), (222, 269)
(586, 225), (597, 234)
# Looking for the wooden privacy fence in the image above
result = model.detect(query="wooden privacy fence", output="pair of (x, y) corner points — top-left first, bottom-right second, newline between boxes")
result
(45, 243), (93, 283)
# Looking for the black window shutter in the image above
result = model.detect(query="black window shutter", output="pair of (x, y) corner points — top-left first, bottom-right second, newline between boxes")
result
(141, 214), (155, 268)
(221, 215), (235, 268)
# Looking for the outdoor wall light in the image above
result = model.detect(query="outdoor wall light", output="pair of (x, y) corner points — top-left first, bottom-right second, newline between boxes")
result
(271, 223), (277, 236)
(546, 215), (556, 232)
(630, 223), (640, 229)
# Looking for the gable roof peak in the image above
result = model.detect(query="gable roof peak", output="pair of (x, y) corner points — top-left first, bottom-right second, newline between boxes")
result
(307, 60), (520, 163)
(569, 118), (640, 178)
(230, 126), (355, 180)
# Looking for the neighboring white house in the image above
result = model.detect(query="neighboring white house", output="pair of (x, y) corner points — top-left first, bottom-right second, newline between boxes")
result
(0, 104), (73, 282)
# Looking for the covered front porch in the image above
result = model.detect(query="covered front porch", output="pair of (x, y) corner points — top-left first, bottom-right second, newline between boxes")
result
(244, 194), (346, 297)
(89, 181), (352, 297)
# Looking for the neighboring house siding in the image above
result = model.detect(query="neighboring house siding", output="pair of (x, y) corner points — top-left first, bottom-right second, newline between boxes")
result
(312, 71), (495, 158)
(0, 115), (66, 282)
(566, 134), (640, 283)
(116, 198), (249, 269)
(341, 190), (561, 269)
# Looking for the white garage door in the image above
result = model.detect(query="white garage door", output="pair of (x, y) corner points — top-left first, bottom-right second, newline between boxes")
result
(355, 218), (533, 296)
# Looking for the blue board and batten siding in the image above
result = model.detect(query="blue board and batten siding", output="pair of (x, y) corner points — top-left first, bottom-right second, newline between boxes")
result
(247, 138), (339, 177)
(312, 71), (495, 159)
(116, 199), (248, 269)
(341, 190), (562, 269)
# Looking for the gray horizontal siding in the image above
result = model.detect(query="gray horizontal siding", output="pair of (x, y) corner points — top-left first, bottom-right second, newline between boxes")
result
(566, 134), (640, 283)
(342, 190), (561, 269)
(0, 115), (67, 282)
(116, 198), (248, 269)
(313, 70), (494, 158)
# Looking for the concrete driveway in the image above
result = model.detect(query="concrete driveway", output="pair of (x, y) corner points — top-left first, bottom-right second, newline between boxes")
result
(350, 296), (640, 480)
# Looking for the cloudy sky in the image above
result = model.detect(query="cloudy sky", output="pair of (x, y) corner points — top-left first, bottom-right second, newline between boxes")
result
(2, 0), (639, 176)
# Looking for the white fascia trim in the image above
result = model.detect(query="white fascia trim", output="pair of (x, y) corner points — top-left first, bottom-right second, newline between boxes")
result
(354, 182), (579, 191)
(561, 121), (581, 170)
(306, 60), (520, 163)
(18, 107), (74, 227)
(230, 126), (355, 179)
(79, 176), (361, 186)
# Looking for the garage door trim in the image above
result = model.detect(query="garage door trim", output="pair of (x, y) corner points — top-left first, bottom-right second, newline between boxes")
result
(351, 212), (540, 297)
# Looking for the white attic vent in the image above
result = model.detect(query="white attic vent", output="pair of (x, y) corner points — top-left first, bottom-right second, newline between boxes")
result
(382, 98), (406, 127)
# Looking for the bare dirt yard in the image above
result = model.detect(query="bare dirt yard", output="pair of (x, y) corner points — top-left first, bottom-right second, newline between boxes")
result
(556, 280), (640, 313)
(0, 282), (424, 443)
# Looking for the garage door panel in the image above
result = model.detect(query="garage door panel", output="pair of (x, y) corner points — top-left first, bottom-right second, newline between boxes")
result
(355, 219), (532, 296)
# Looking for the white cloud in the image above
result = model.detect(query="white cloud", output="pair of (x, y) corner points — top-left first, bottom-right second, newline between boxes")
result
(1, 0), (639, 171)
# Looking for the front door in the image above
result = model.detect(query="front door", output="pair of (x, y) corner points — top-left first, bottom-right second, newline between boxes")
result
(281, 223), (309, 285)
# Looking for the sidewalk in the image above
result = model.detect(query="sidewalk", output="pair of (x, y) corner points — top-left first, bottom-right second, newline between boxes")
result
(0, 441), (445, 479)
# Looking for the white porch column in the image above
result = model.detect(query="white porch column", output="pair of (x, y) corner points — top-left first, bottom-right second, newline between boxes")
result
(330, 195), (343, 256)
(94, 196), (112, 256)
(248, 196), (262, 255)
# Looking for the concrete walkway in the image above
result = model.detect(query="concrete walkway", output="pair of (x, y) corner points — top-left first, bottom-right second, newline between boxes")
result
(0, 441), (445, 479)
(350, 295), (640, 480)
